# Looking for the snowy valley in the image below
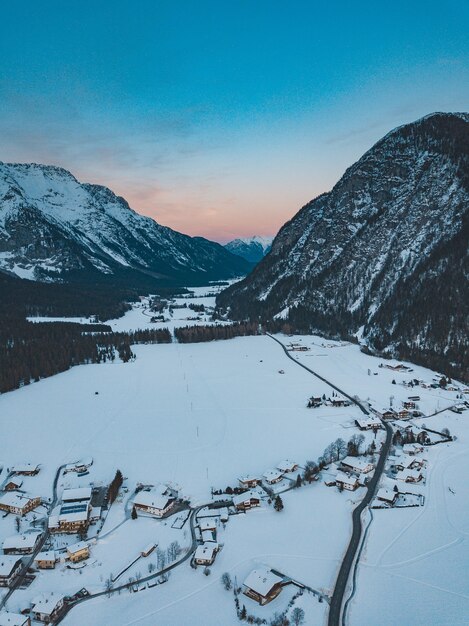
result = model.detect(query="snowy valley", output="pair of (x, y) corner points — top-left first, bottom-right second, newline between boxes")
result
(0, 287), (467, 626)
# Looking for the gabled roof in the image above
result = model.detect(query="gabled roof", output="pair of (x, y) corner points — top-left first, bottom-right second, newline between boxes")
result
(2, 531), (41, 551)
(194, 543), (218, 561)
(67, 541), (89, 555)
(62, 487), (92, 502)
(335, 471), (358, 487)
(243, 568), (283, 596)
(0, 556), (22, 577)
(0, 612), (29, 626)
(31, 592), (63, 616)
(133, 490), (173, 510)
(0, 492), (38, 509)
(232, 490), (260, 506)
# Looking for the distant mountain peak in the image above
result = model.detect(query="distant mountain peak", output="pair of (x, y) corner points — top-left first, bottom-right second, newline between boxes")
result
(224, 235), (273, 264)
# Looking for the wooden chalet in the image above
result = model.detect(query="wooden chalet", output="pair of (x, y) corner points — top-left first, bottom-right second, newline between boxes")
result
(2, 532), (42, 555)
(0, 556), (23, 587)
(238, 476), (261, 489)
(243, 568), (283, 605)
(232, 491), (261, 512)
(0, 493), (40, 517)
(194, 543), (219, 566)
(31, 593), (64, 623)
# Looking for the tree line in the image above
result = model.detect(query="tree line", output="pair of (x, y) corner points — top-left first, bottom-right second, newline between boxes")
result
(0, 318), (171, 394)
(174, 321), (259, 343)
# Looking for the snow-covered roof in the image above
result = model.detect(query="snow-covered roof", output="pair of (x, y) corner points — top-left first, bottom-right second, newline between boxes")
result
(133, 490), (173, 510)
(377, 488), (398, 502)
(35, 550), (56, 562)
(11, 463), (39, 473)
(4, 478), (22, 488)
(62, 487), (92, 502)
(0, 612), (29, 626)
(335, 471), (358, 487)
(0, 556), (22, 577)
(356, 416), (381, 427)
(32, 592), (63, 616)
(403, 443), (423, 454)
(341, 456), (373, 471)
(243, 567), (283, 596)
(238, 475), (260, 483)
(396, 469), (422, 482)
(201, 530), (216, 542)
(262, 469), (283, 482)
(194, 543), (218, 561)
(276, 460), (297, 472)
(232, 490), (260, 506)
(67, 541), (89, 555)
(2, 531), (41, 551)
(199, 518), (217, 531)
(0, 492), (37, 509)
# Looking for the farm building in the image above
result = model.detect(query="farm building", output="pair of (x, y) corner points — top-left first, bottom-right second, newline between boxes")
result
(194, 543), (219, 566)
(243, 567), (283, 605)
(340, 456), (374, 475)
(232, 491), (261, 512)
(0, 556), (23, 587)
(34, 551), (56, 569)
(355, 416), (382, 430)
(133, 489), (176, 518)
(335, 471), (359, 491)
(66, 541), (90, 563)
(10, 464), (39, 476)
(31, 593), (64, 623)
(0, 493), (41, 516)
(262, 469), (283, 484)
(3, 478), (23, 492)
(0, 613), (30, 626)
(276, 460), (298, 473)
(2, 532), (42, 555)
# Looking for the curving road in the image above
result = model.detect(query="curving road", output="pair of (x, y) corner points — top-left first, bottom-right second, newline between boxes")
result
(266, 333), (393, 626)
(328, 421), (392, 626)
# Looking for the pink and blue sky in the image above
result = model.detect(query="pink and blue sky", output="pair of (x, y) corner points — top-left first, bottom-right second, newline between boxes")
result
(0, 1), (468, 242)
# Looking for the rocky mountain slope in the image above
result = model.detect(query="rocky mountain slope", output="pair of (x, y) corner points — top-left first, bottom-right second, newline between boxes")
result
(0, 163), (250, 286)
(224, 236), (273, 264)
(218, 113), (469, 379)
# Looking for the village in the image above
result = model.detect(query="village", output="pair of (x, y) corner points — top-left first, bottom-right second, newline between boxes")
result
(1, 291), (468, 626)
(0, 381), (462, 625)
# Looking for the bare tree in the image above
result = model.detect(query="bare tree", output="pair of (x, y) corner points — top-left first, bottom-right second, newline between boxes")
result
(221, 572), (232, 590)
(292, 607), (305, 625)
(105, 576), (114, 597)
(157, 547), (166, 570)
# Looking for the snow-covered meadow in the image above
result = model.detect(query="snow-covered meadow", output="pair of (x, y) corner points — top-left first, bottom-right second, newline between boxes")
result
(2, 292), (468, 625)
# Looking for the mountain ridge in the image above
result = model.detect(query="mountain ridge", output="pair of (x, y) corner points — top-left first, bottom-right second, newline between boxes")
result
(217, 112), (469, 380)
(0, 162), (251, 286)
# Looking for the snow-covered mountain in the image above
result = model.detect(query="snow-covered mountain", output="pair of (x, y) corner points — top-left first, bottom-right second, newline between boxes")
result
(218, 112), (469, 379)
(0, 163), (251, 285)
(224, 236), (273, 263)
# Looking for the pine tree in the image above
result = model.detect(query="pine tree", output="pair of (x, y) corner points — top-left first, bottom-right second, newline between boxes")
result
(274, 495), (284, 512)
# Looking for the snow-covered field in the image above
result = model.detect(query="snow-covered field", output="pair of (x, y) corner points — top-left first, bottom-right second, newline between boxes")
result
(2, 297), (468, 625)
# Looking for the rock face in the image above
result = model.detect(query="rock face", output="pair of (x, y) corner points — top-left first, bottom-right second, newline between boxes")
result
(224, 236), (273, 264)
(0, 163), (251, 286)
(218, 113), (469, 379)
